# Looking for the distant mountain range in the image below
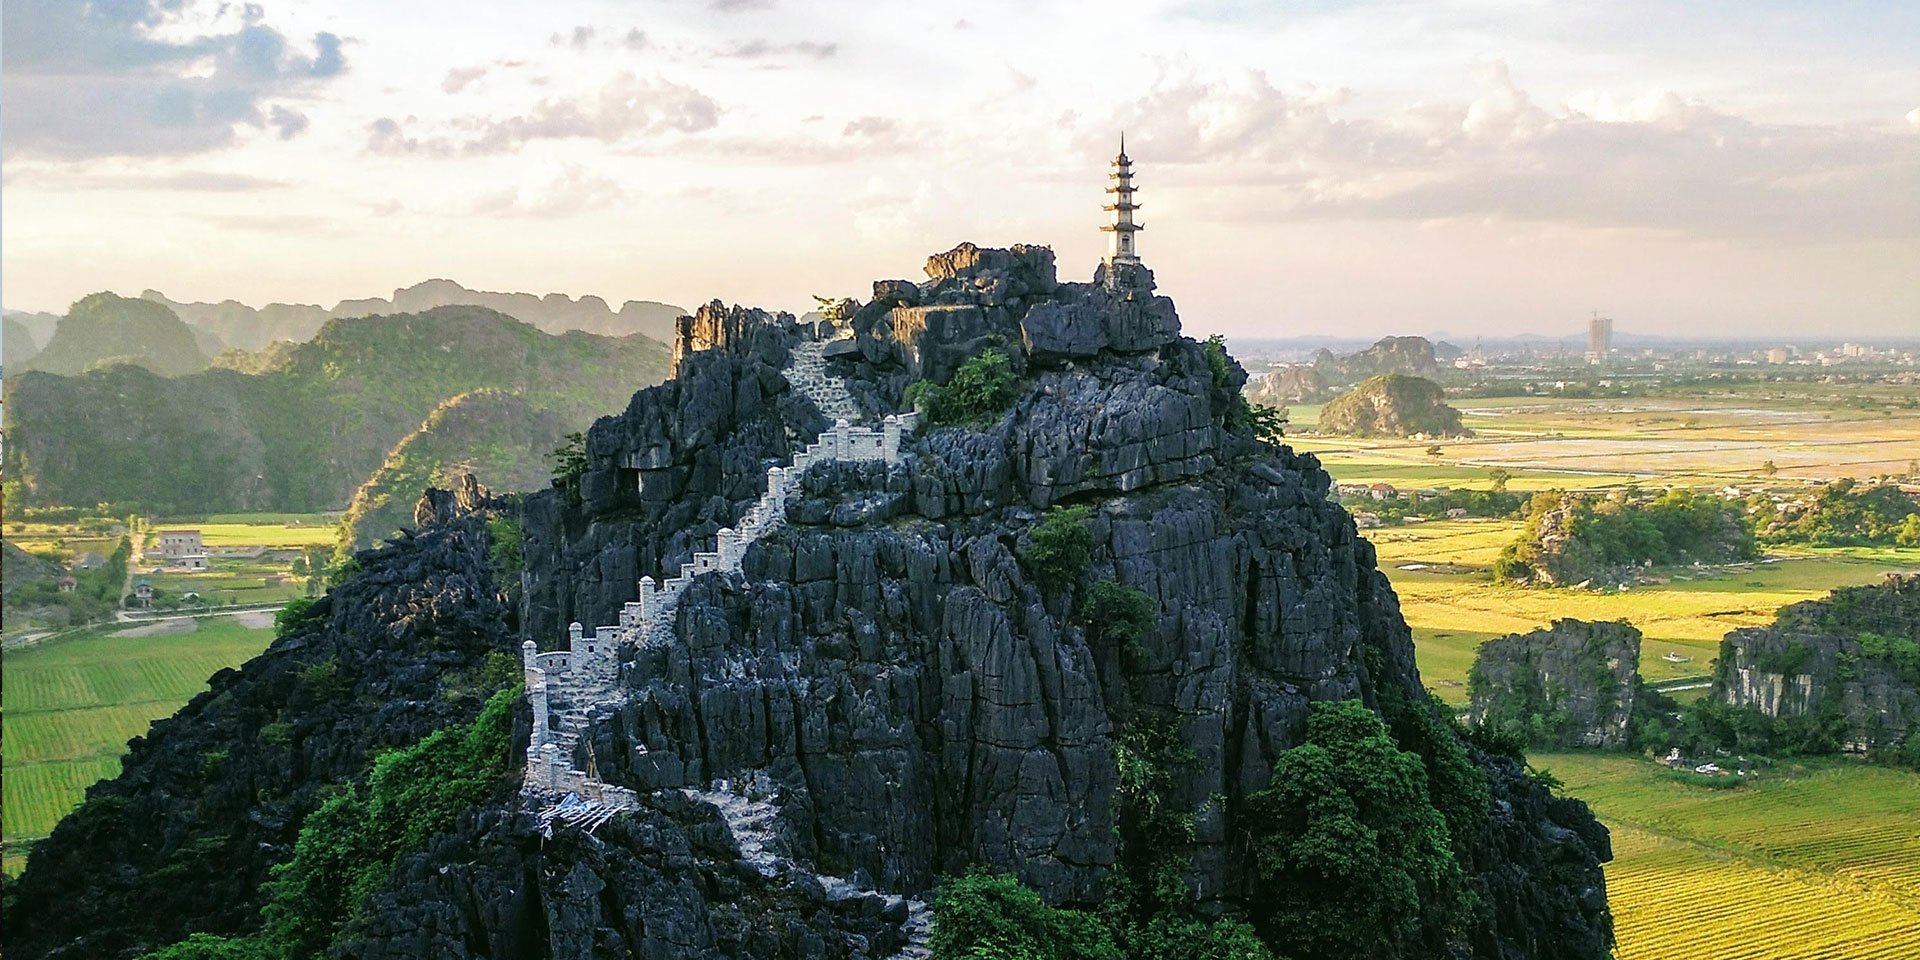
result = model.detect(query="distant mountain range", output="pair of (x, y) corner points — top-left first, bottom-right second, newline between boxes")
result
(3, 302), (670, 514)
(3, 279), (686, 360)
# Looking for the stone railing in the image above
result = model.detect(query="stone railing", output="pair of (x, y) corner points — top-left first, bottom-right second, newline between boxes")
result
(525, 397), (919, 802)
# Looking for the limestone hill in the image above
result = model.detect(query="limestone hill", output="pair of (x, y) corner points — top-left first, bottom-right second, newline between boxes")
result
(1317, 373), (1470, 438)
(1716, 574), (1920, 756)
(2, 306), (669, 514)
(18, 292), (210, 377)
(4, 314), (41, 366)
(1314, 335), (1441, 386)
(4, 244), (1615, 960)
(336, 390), (567, 552)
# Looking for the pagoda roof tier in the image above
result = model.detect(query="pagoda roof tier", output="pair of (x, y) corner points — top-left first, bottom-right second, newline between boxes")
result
(1098, 222), (1145, 232)
(1102, 202), (1141, 211)
(1105, 184), (1137, 192)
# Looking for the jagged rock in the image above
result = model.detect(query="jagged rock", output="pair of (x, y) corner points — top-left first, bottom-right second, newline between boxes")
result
(414, 473), (495, 529)
(5, 510), (518, 960)
(9, 244), (1615, 960)
(1468, 620), (1642, 749)
(1715, 574), (1920, 751)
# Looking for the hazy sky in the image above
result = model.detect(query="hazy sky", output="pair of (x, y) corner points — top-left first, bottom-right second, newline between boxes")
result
(4, 0), (1917, 338)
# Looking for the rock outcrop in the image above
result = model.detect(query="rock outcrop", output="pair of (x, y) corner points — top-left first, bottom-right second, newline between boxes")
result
(1246, 365), (1327, 404)
(1314, 335), (1441, 386)
(6, 243), (1615, 960)
(1469, 620), (1642, 749)
(1715, 574), (1920, 752)
(509, 243), (1611, 956)
(1317, 373), (1470, 438)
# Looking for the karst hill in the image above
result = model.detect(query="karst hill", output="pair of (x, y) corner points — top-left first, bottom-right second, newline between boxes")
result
(5, 243), (1614, 960)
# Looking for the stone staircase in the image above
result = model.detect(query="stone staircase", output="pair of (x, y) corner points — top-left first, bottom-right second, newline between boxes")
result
(786, 338), (865, 423)
(519, 334), (930, 956)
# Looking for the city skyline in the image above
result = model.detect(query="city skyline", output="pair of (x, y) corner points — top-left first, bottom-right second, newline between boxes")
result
(4, 0), (1917, 337)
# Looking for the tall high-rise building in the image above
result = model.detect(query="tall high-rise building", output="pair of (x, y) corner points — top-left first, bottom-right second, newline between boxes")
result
(1586, 313), (1613, 363)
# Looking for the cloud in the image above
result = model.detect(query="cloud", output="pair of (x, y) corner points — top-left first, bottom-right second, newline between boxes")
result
(623, 29), (650, 51)
(551, 26), (597, 49)
(715, 39), (838, 60)
(842, 116), (897, 138)
(3, 169), (289, 191)
(1, 0), (348, 159)
(1908, 107), (1920, 132)
(443, 66), (489, 94)
(1109, 62), (1920, 242)
(710, 0), (774, 11)
(268, 106), (310, 139)
(473, 162), (626, 218)
(367, 74), (720, 156)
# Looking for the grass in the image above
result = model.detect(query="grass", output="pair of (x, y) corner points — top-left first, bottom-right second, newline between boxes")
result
(1, 615), (276, 874)
(1535, 752), (1920, 960)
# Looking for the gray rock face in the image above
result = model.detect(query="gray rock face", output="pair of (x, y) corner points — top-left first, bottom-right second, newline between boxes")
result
(1715, 574), (1920, 751)
(512, 244), (1613, 957)
(1468, 620), (1642, 749)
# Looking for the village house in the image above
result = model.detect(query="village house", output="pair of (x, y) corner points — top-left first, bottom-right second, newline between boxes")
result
(1368, 482), (1399, 501)
(157, 530), (204, 558)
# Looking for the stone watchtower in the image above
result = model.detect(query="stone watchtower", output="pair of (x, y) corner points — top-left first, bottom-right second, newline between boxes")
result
(1098, 134), (1152, 295)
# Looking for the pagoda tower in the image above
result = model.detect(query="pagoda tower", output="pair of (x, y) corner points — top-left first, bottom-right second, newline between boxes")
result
(1101, 133), (1143, 266)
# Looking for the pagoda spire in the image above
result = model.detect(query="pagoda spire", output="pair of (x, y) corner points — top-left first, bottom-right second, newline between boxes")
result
(1100, 134), (1142, 265)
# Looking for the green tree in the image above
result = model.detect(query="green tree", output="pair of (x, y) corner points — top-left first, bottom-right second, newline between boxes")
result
(548, 431), (588, 495)
(1243, 699), (1467, 958)
(916, 349), (1021, 426)
(1083, 581), (1157, 657)
(1487, 468), (1511, 493)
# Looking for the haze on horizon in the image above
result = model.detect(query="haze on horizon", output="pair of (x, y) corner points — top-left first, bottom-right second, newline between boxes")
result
(3, 0), (1917, 340)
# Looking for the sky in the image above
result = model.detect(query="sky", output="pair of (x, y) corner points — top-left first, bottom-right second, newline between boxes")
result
(3, 0), (1917, 339)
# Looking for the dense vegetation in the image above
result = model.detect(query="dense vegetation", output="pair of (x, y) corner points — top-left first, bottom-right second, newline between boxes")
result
(334, 390), (563, 553)
(908, 348), (1022, 425)
(136, 686), (520, 959)
(1750, 479), (1920, 547)
(2, 534), (130, 629)
(3, 306), (668, 514)
(1312, 336), (1441, 386)
(19, 293), (210, 377)
(1317, 374), (1468, 438)
(1494, 489), (1756, 585)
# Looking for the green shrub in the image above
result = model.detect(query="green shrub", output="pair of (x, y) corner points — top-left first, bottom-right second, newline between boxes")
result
(485, 515), (524, 581)
(274, 596), (323, 637)
(929, 870), (1122, 960)
(139, 933), (276, 960)
(1083, 581), (1156, 656)
(258, 685), (519, 958)
(915, 349), (1021, 426)
(1020, 505), (1093, 592)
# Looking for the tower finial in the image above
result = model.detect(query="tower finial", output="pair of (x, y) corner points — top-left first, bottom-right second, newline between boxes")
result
(1119, 130), (1126, 157)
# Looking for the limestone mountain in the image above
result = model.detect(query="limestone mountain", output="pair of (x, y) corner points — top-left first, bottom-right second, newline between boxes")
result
(336, 390), (568, 553)
(1245, 364), (1327, 404)
(4, 308), (63, 351)
(1317, 373), (1470, 438)
(4, 314), (42, 365)
(18, 293), (211, 377)
(2, 306), (669, 514)
(3, 243), (1615, 960)
(145, 280), (686, 352)
(1469, 619), (1642, 749)
(1314, 335), (1442, 386)
(1716, 574), (1920, 755)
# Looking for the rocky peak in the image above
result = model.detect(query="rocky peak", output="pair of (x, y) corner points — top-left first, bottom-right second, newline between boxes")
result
(1469, 619), (1642, 749)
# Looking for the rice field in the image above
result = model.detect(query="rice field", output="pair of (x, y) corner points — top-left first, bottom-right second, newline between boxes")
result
(1370, 519), (1911, 701)
(1537, 752), (1920, 960)
(2, 616), (276, 875)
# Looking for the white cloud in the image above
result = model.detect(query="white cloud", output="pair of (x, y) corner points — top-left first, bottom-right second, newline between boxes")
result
(473, 162), (626, 218)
